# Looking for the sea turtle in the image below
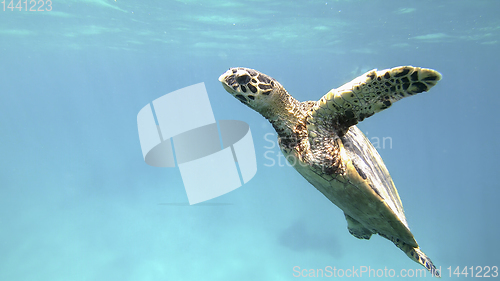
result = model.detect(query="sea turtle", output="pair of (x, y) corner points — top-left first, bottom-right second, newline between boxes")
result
(219, 66), (442, 276)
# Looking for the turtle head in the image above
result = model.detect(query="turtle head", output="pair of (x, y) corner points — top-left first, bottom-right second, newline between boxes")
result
(219, 67), (284, 118)
(219, 67), (304, 139)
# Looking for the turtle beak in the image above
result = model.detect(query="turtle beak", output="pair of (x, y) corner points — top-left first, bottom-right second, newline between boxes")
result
(219, 68), (242, 94)
(219, 69), (232, 90)
(218, 70), (231, 83)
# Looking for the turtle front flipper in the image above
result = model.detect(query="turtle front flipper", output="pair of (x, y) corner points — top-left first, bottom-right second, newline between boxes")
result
(308, 66), (441, 135)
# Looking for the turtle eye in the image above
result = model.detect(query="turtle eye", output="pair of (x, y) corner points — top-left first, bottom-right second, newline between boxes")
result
(236, 74), (251, 85)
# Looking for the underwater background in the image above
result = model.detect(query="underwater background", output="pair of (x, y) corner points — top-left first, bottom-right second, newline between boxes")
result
(1, 0), (499, 280)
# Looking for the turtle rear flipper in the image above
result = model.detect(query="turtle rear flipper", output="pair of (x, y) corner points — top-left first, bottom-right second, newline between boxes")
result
(308, 66), (442, 135)
(396, 239), (441, 278)
(345, 213), (374, 239)
(379, 232), (440, 277)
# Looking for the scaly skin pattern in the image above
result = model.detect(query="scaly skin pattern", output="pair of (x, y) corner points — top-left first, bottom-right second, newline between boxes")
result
(219, 66), (442, 277)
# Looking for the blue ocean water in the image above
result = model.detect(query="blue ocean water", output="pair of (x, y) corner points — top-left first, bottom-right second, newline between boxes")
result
(1, 0), (499, 280)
